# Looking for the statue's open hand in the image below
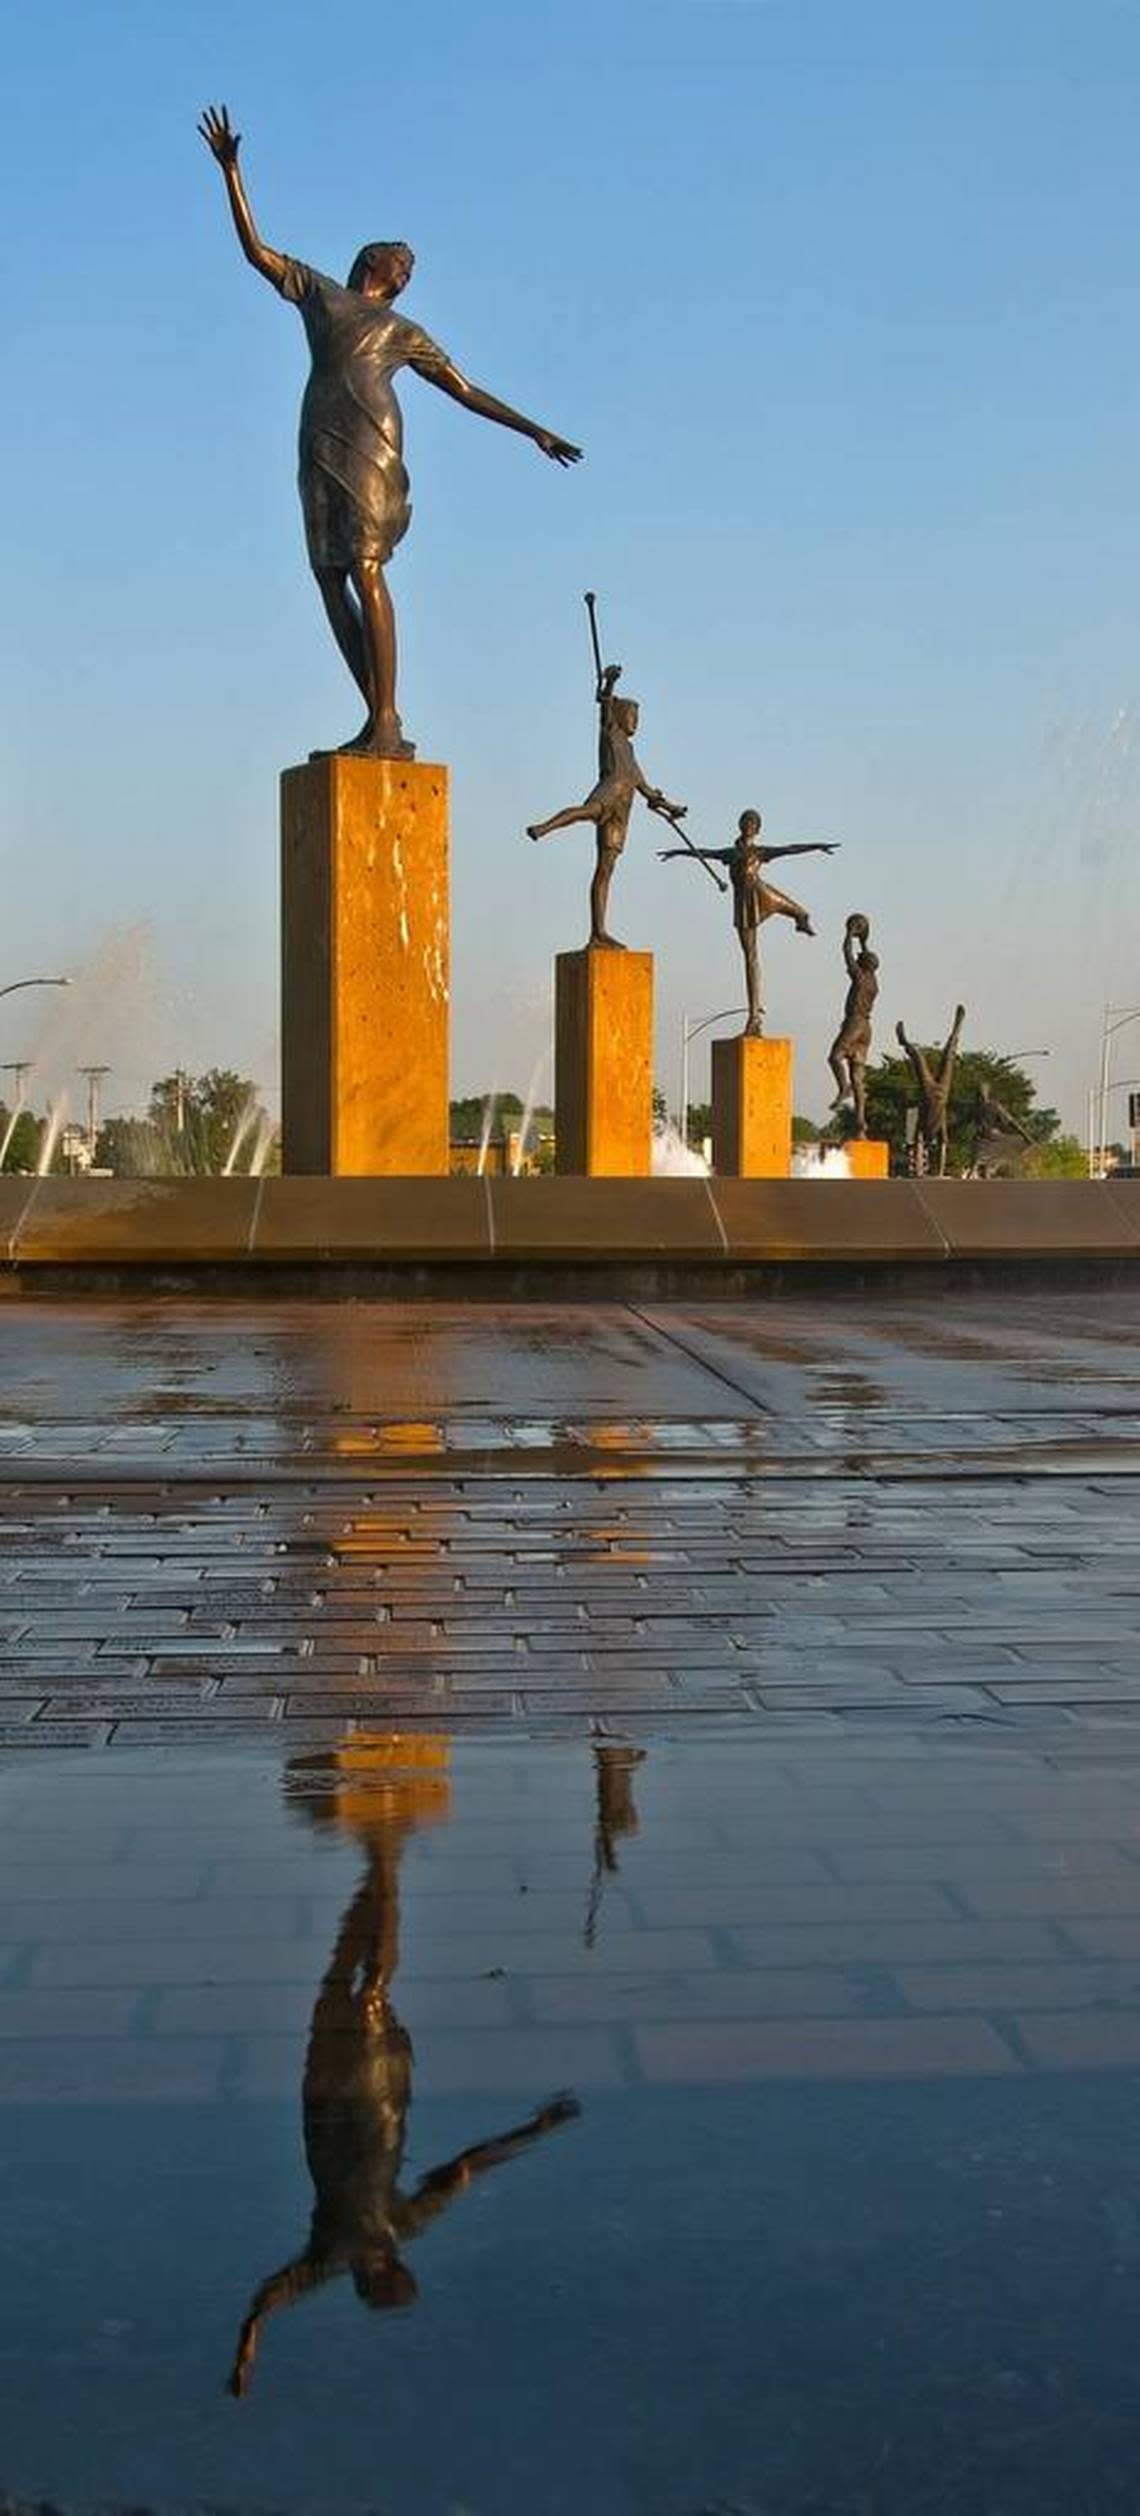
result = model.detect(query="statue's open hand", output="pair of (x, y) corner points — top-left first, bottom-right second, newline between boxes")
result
(535, 429), (583, 467)
(199, 104), (240, 167)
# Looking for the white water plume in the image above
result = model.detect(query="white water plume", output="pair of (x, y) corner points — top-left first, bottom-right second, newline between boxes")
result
(222, 1092), (261, 1177)
(512, 1049), (552, 1176)
(792, 1144), (852, 1178)
(36, 1094), (68, 1177)
(651, 1123), (708, 1177)
(476, 1093), (498, 1177)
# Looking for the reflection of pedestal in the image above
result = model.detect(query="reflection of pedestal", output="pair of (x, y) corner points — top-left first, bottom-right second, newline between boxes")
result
(712, 1034), (792, 1178)
(555, 948), (653, 1176)
(846, 1139), (890, 1180)
(281, 756), (449, 1176)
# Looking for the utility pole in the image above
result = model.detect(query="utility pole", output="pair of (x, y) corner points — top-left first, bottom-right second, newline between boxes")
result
(78, 1065), (111, 1162)
(2, 1061), (31, 1105)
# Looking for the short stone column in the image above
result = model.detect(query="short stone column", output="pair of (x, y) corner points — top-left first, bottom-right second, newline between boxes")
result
(555, 948), (653, 1176)
(845, 1139), (891, 1180)
(711, 1034), (793, 1178)
(281, 756), (449, 1176)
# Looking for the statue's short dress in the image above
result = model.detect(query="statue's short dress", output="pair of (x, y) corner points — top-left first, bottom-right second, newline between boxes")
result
(277, 262), (452, 570)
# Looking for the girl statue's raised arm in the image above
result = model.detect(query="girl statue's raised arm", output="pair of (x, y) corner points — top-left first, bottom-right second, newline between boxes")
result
(198, 106), (289, 291)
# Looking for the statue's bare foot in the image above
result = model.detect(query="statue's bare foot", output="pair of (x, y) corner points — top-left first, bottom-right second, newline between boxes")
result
(589, 932), (625, 950)
(795, 914), (815, 937)
(744, 1014), (766, 1037)
(336, 714), (416, 761)
(829, 1091), (848, 1111)
(527, 825), (545, 843)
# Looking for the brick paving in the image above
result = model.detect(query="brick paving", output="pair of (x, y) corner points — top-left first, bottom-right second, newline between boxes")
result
(1, 1291), (1140, 1741)
(4, 1290), (1140, 2511)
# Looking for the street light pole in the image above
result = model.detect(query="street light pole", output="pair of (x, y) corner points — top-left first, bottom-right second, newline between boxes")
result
(1094, 1008), (1140, 1177)
(0, 977), (68, 1004)
(678, 1007), (747, 1148)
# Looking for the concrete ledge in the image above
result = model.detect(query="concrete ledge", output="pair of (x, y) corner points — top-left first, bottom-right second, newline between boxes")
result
(11, 1177), (260, 1262)
(914, 1179), (1140, 1256)
(251, 1176), (490, 1262)
(0, 1176), (1133, 1290)
(488, 1176), (724, 1258)
(0, 1179), (36, 1257)
(710, 1179), (948, 1261)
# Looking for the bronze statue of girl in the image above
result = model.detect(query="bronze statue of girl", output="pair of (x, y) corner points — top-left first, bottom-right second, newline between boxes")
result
(659, 810), (837, 1035)
(199, 106), (581, 760)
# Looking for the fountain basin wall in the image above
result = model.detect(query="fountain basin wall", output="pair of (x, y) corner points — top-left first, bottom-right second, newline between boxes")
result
(0, 1175), (1136, 1296)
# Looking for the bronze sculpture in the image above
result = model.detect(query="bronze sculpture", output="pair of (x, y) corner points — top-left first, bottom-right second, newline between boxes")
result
(658, 811), (837, 1035)
(895, 1006), (966, 1176)
(827, 914), (879, 1137)
(527, 627), (687, 947)
(199, 105), (581, 760)
(229, 1747), (578, 2395)
(967, 1079), (1036, 1177)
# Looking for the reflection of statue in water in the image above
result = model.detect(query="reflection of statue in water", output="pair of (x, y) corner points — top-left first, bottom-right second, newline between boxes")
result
(584, 1744), (646, 1948)
(659, 812), (837, 1036)
(895, 1006), (966, 1177)
(199, 106), (580, 763)
(229, 1738), (579, 2396)
(528, 662), (686, 949)
(827, 915), (879, 1138)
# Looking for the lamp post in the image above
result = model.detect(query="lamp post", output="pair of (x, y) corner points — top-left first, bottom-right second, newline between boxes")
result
(1094, 1008), (1140, 1177)
(679, 1007), (746, 1149)
(0, 977), (68, 1005)
(1088, 1076), (1140, 1176)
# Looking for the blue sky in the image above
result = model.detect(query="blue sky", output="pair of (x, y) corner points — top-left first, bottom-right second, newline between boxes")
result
(4, 0), (1140, 1133)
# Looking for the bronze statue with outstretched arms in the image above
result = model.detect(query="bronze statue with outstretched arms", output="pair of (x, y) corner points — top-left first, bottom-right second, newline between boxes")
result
(199, 105), (581, 760)
(659, 810), (838, 1036)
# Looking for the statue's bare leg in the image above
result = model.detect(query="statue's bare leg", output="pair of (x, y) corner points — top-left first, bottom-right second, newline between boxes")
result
(342, 558), (414, 759)
(314, 566), (370, 707)
(828, 1044), (849, 1107)
(850, 1061), (867, 1136)
(528, 803), (597, 842)
(590, 837), (624, 949)
(762, 882), (814, 937)
(743, 931), (764, 1034)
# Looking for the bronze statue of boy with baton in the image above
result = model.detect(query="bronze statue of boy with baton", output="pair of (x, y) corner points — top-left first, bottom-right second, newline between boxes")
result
(527, 595), (700, 948)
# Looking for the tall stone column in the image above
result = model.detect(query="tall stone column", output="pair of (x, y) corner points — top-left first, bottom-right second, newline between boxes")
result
(555, 948), (653, 1176)
(711, 1034), (793, 1178)
(281, 757), (449, 1176)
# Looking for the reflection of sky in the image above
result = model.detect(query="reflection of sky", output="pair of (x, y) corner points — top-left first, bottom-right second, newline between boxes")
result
(4, 0), (1140, 1128)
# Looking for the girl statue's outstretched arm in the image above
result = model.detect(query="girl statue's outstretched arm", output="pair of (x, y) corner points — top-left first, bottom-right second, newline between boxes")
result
(199, 106), (289, 290)
(762, 842), (839, 862)
(658, 846), (732, 865)
(411, 352), (581, 466)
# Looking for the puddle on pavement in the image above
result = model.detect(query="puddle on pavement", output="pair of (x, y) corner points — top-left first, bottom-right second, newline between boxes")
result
(3, 1733), (1140, 2512)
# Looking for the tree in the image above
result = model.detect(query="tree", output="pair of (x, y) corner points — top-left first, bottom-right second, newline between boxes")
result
(855, 1050), (1059, 1175)
(652, 1086), (668, 1131)
(792, 1113), (820, 1145)
(145, 1070), (267, 1174)
(0, 1109), (41, 1174)
(1023, 1132), (1088, 1179)
(685, 1101), (712, 1149)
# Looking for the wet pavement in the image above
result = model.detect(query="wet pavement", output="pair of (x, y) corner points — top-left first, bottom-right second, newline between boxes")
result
(3, 1292), (1140, 2510)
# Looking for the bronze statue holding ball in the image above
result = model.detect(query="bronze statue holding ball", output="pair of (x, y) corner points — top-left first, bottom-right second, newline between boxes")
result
(827, 915), (880, 1137)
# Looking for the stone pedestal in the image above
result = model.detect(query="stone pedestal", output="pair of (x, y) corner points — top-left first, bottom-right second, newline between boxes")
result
(845, 1138), (891, 1180)
(711, 1034), (793, 1178)
(281, 756), (449, 1176)
(555, 948), (653, 1176)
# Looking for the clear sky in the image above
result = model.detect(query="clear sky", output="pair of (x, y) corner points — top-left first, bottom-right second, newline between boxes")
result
(4, 0), (1140, 1136)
